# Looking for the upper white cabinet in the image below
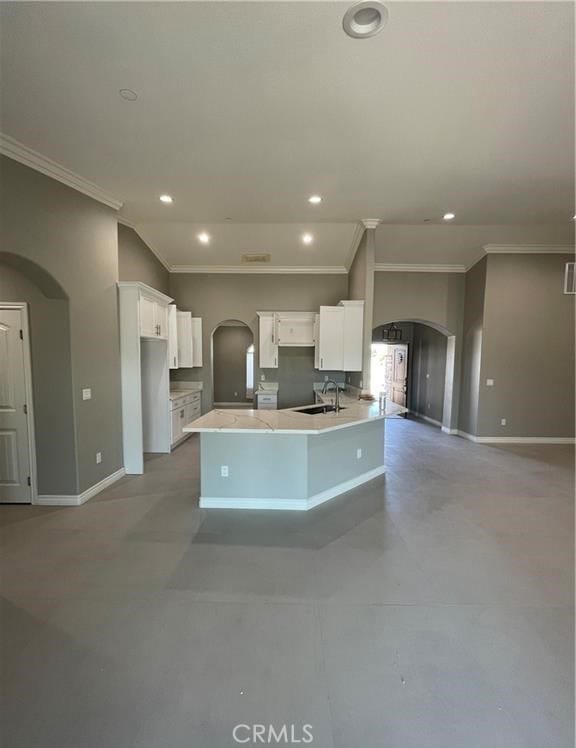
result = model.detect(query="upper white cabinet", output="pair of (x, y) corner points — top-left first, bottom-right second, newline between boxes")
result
(258, 312), (278, 368)
(316, 300), (364, 371)
(177, 311), (193, 368)
(274, 312), (316, 347)
(138, 287), (169, 339)
(168, 305), (178, 369)
(191, 318), (203, 367)
(339, 300), (364, 372)
(317, 306), (345, 370)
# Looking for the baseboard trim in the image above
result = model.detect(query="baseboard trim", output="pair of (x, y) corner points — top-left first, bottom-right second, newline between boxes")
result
(35, 467), (126, 506)
(199, 465), (386, 511)
(410, 411), (443, 428)
(457, 431), (575, 445)
(441, 426), (459, 435)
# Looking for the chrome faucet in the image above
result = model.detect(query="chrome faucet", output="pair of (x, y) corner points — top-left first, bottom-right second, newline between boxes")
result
(322, 380), (341, 413)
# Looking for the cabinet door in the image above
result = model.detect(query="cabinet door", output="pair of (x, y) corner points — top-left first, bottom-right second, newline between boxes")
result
(191, 318), (203, 367)
(168, 306), (179, 369)
(155, 303), (168, 339)
(139, 295), (157, 338)
(341, 303), (364, 371)
(171, 407), (183, 445)
(177, 312), (194, 367)
(314, 314), (320, 368)
(258, 314), (278, 368)
(274, 313), (315, 347)
(317, 306), (344, 370)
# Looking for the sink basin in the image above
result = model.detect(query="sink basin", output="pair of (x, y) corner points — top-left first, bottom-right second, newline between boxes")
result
(296, 404), (346, 415)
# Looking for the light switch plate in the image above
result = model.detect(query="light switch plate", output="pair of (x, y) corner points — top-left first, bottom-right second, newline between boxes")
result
(486, 379), (494, 386)
(356, 448), (362, 459)
(96, 451), (102, 464)
(82, 388), (92, 400)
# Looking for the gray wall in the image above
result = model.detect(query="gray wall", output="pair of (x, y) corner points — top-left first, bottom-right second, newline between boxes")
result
(410, 323), (447, 424)
(459, 258), (486, 435)
(373, 271), (465, 335)
(118, 224), (170, 295)
(275, 347), (341, 409)
(169, 273), (348, 406)
(0, 264), (77, 494)
(0, 156), (123, 494)
(477, 253), (575, 438)
(213, 324), (253, 403)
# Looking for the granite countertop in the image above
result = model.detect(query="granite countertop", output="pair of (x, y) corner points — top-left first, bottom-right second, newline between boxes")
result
(183, 392), (406, 435)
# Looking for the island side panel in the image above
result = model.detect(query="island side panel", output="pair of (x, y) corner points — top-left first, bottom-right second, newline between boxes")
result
(307, 419), (385, 500)
(199, 432), (308, 508)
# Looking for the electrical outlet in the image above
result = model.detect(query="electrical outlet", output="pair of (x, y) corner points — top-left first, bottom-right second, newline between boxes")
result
(426, 373), (430, 379)
(427, 402), (431, 409)
(82, 388), (92, 400)
(486, 378), (494, 387)
(260, 374), (266, 381)
(500, 418), (507, 426)
(356, 448), (362, 459)
(220, 465), (229, 478)
(324, 375), (329, 382)
(96, 451), (102, 464)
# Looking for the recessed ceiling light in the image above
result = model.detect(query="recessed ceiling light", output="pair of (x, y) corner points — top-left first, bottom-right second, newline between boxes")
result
(197, 232), (211, 244)
(343, 1), (388, 39)
(159, 195), (173, 204)
(302, 233), (314, 245)
(308, 195), (322, 205)
(443, 213), (456, 221)
(119, 88), (138, 101)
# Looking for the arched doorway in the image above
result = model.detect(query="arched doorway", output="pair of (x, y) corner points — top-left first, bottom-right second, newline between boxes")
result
(211, 320), (254, 408)
(372, 319), (457, 432)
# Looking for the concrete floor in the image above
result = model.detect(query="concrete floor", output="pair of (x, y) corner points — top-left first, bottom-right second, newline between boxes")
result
(1, 418), (573, 747)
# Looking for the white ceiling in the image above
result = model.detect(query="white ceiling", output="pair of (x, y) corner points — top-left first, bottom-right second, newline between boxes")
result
(0, 1), (574, 268)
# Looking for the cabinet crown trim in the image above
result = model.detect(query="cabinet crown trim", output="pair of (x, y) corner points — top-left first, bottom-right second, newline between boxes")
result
(117, 282), (173, 304)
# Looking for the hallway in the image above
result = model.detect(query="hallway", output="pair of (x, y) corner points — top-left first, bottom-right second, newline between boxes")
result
(1, 420), (573, 747)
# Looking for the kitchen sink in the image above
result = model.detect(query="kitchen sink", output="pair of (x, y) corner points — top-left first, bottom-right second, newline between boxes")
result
(296, 404), (346, 415)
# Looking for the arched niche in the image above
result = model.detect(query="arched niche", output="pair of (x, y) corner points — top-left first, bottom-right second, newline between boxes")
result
(210, 319), (254, 407)
(0, 255), (77, 496)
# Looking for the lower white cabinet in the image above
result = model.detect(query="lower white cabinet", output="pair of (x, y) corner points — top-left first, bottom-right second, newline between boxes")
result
(170, 391), (202, 447)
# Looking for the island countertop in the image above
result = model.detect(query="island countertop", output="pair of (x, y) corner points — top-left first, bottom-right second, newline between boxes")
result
(183, 392), (406, 435)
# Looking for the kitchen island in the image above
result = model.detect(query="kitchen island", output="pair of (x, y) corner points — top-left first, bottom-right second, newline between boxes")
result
(183, 392), (405, 510)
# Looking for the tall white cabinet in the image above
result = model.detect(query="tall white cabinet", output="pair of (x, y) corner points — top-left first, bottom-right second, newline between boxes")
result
(316, 300), (364, 371)
(258, 312), (278, 368)
(118, 283), (173, 475)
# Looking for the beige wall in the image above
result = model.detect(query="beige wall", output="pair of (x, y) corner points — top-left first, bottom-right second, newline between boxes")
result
(0, 156), (123, 494)
(118, 224), (170, 295)
(169, 272), (348, 406)
(477, 253), (575, 438)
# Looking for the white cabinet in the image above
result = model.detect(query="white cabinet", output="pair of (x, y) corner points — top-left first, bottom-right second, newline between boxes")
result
(339, 300), (364, 372)
(317, 306), (344, 370)
(315, 301), (364, 372)
(170, 391), (202, 447)
(139, 290), (169, 339)
(274, 312), (315, 347)
(258, 312), (278, 368)
(256, 391), (278, 410)
(177, 312), (193, 368)
(191, 318), (203, 367)
(118, 282), (173, 474)
(168, 305), (178, 369)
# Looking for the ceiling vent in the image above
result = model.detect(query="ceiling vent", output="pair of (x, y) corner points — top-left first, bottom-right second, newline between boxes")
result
(241, 253), (271, 264)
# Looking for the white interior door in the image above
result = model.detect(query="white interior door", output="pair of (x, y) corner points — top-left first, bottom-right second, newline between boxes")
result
(0, 308), (33, 502)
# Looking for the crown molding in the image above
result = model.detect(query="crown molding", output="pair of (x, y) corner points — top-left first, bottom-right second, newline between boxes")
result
(374, 263), (466, 273)
(170, 265), (348, 274)
(0, 133), (123, 210)
(117, 216), (137, 230)
(345, 222), (366, 270)
(361, 218), (381, 230)
(482, 244), (574, 254)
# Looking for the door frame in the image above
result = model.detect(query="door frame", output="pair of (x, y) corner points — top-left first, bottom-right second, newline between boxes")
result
(0, 302), (37, 504)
